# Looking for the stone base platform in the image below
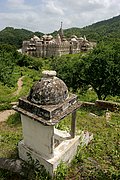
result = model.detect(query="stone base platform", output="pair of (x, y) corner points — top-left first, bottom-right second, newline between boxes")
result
(18, 136), (80, 176)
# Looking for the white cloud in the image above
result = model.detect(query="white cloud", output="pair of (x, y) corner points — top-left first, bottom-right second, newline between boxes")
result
(44, 0), (64, 15)
(7, 0), (32, 10)
(8, 0), (24, 6)
(0, 0), (120, 33)
(0, 11), (41, 31)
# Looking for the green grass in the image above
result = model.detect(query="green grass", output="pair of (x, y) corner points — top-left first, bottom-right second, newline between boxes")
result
(106, 95), (120, 103)
(55, 106), (120, 179)
(68, 108), (120, 179)
(0, 106), (120, 179)
(0, 64), (120, 179)
(0, 66), (40, 111)
(0, 113), (22, 158)
(78, 88), (120, 103)
(0, 83), (15, 103)
(77, 88), (98, 102)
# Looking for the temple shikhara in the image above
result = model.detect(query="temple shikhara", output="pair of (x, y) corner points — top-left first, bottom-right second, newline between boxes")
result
(22, 22), (96, 57)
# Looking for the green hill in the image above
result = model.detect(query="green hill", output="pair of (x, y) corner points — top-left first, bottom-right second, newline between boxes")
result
(51, 15), (120, 42)
(0, 15), (120, 48)
(63, 15), (120, 42)
(0, 27), (43, 48)
(82, 15), (120, 41)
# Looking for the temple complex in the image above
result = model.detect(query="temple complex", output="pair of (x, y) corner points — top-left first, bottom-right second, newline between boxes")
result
(22, 23), (96, 58)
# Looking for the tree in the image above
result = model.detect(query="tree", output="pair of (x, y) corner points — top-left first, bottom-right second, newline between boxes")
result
(0, 52), (15, 86)
(50, 42), (120, 100)
(83, 42), (120, 100)
(0, 45), (17, 86)
(50, 54), (87, 92)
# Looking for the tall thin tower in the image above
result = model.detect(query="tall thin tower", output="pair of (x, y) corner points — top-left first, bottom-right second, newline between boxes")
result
(59, 21), (64, 40)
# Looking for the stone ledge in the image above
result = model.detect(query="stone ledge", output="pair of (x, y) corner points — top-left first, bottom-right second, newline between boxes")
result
(95, 100), (120, 111)
(13, 101), (82, 126)
(17, 94), (77, 120)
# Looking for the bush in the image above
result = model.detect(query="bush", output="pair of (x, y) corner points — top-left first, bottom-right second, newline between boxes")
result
(54, 162), (68, 180)
(0, 103), (12, 111)
(7, 113), (21, 126)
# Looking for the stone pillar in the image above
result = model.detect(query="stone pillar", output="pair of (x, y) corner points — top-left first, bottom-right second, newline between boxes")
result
(21, 114), (54, 158)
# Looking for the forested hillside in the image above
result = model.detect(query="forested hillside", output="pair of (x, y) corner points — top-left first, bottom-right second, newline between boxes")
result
(0, 27), (43, 48)
(0, 15), (120, 48)
(80, 14), (120, 42)
(54, 15), (120, 42)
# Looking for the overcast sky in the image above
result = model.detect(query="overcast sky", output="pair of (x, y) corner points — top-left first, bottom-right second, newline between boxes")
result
(0, 0), (120, 33)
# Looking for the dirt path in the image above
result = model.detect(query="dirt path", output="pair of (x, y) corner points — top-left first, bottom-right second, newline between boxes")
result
(0, 110), (15, 122)
(13, 76), (24, 96)
(0, 76), (24, 122)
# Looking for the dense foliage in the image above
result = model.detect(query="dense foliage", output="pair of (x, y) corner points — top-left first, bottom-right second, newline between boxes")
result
(0, 44), (18, 86)
(49, 41), (120, 100)
(83, 42), (120, 100)
(50, 54), (86, 92)
(0, 44), (47, 87)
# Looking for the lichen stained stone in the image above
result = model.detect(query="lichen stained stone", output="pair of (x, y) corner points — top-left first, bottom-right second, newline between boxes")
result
(27, 70), (69, 105)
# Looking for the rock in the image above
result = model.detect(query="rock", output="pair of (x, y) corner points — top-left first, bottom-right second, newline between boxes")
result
(0, 158), (23, 174)
(89, 113), (98, 117)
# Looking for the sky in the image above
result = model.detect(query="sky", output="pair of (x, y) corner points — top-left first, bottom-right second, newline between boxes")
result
(0, 0), (120, 33)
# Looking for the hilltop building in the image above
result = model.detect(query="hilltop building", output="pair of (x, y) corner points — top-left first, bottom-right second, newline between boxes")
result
(22, 23), (96, 58)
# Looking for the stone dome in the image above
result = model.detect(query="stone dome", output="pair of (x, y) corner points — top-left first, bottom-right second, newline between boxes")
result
(27, 70), (69, 105)
(42, 34), (48, 40)
(79, 37), (84, 41)
(71, 35), (78, 39)
(33, 35), (40, 41)
(47, 35), (53, 40)
(71, 38), (77, 42)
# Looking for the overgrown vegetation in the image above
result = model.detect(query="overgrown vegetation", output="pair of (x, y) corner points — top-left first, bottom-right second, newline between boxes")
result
(69, 108), (120, 180)
(0, 113), (22, 158)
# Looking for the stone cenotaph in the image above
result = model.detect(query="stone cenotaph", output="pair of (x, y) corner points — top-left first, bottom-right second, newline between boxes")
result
(14, 70), (81, 175)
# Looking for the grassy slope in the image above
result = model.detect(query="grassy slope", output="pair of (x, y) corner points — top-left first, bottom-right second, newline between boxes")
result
(0, 106), (120, 179)
(0, 66), (40, 110)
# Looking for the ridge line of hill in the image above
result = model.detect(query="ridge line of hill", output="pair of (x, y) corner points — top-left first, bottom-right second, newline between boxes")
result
(0, 14), (120, 48)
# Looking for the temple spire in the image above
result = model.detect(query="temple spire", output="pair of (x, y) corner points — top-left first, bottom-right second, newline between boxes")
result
(61, 21), (63, 29)
(59, 21), (64, 40)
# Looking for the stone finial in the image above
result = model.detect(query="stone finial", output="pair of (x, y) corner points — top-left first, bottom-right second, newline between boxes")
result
(42, 70), (56, 78)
